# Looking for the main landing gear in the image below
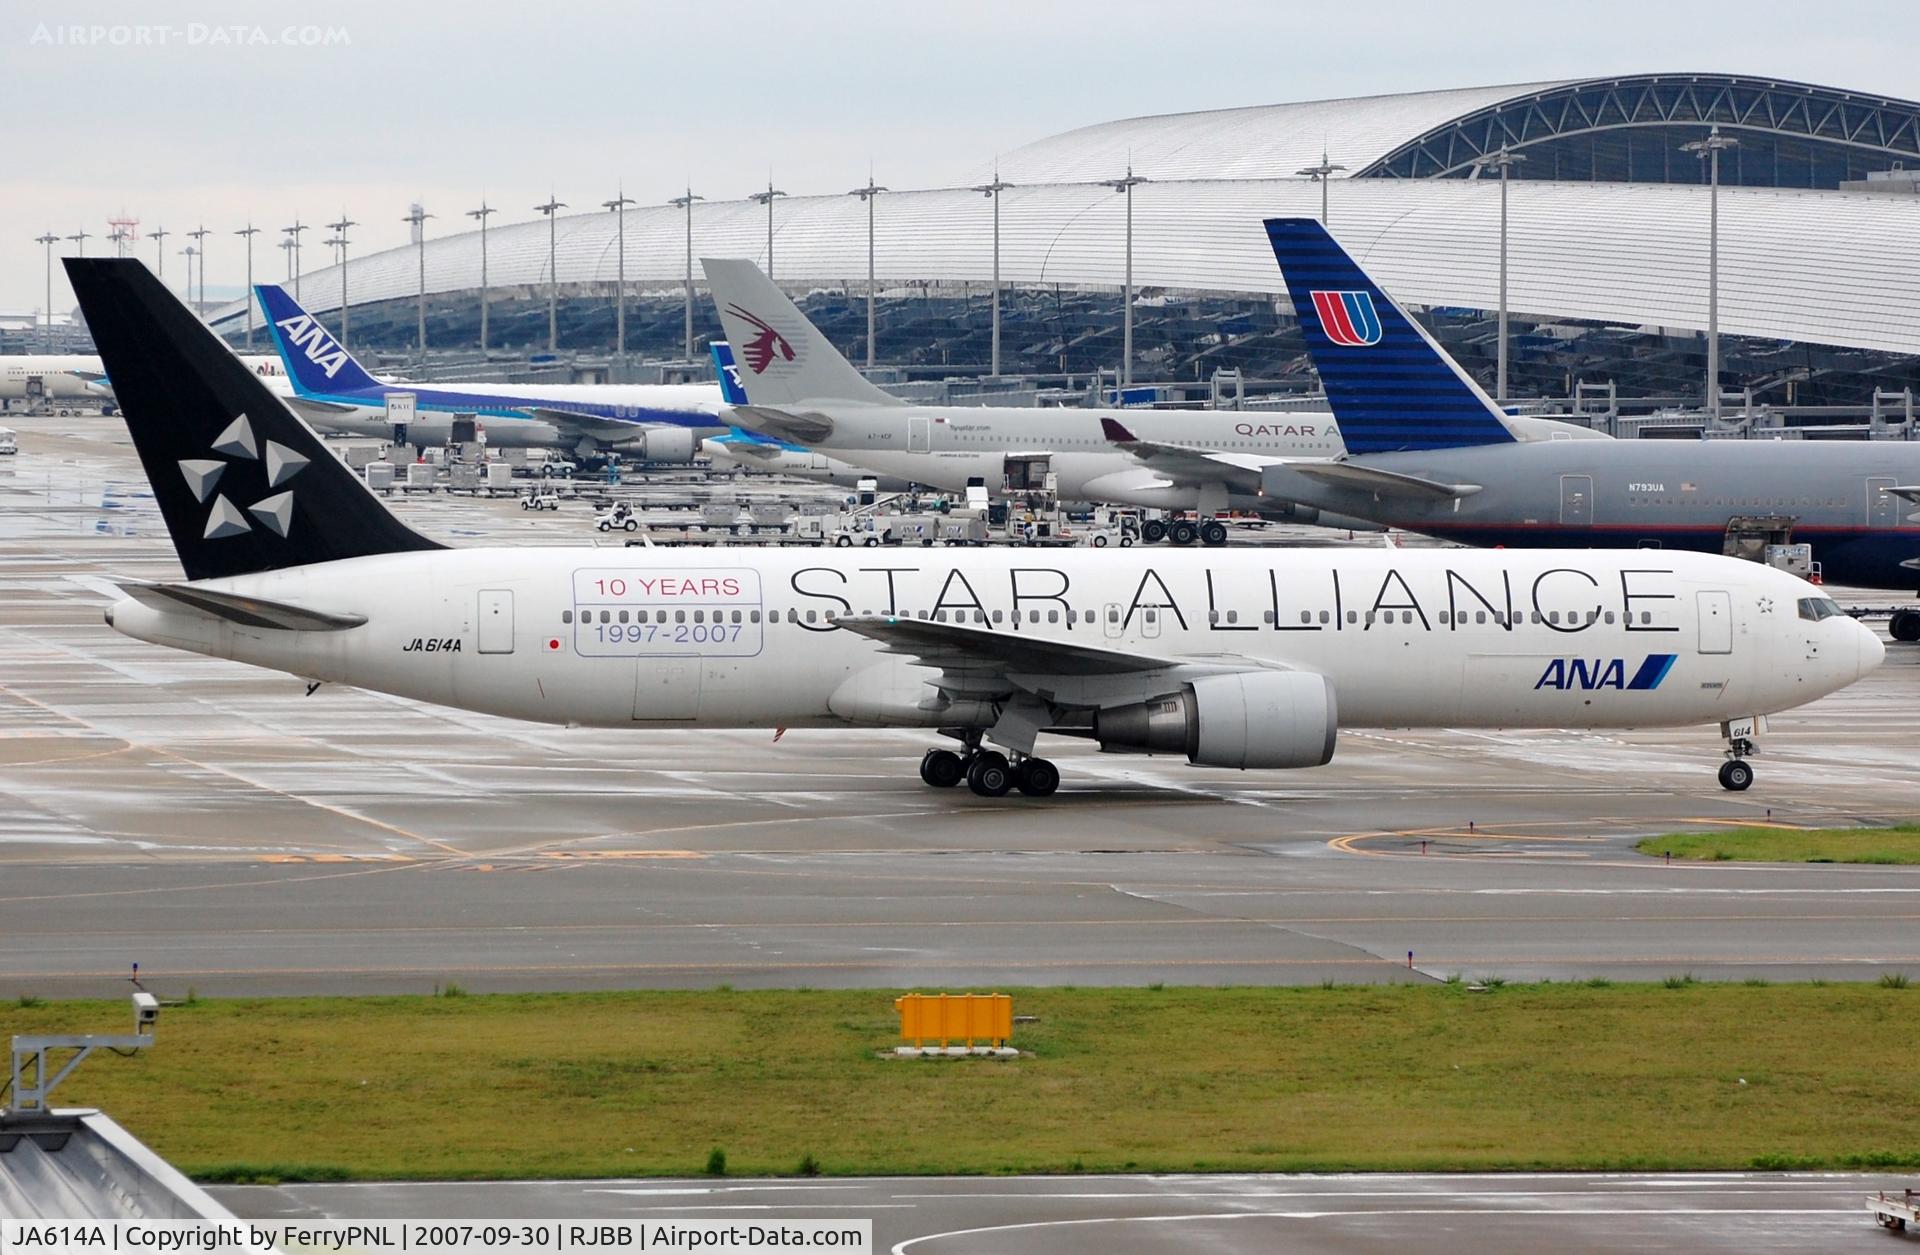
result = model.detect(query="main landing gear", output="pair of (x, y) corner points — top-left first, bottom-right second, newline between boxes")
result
(919, 739), (1060, 798)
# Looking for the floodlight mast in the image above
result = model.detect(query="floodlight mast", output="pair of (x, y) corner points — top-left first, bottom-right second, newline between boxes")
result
(1471, 146), (1526, 402)
(1295, 150), (1346, 225)
(971, 172), (1012, 375)
(1101, 167), (1148, 388)
(328, 214), (357, 350)
(535, 195), (567, 352)
(35, 232), (58, 350)
(668, 188), (703, 359)
(234, 225), (260, 348)
(748, 180), (786, 280)
(604, 188), (637, 365)
(1682, 125), (1739, 423)
(848, 177), (887, 368)
(466, 203), (496, 352)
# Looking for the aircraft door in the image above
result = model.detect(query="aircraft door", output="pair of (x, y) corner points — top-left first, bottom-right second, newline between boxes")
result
(1140, 607), (1162, 639)
(477, 590), (515, 654)
(908, 415), (931, 453)
(1559, 475), (1593, 526)
(634, 658), (702, 720)
(1696, 590), (1732, 655)
(1103, 603), (1124, 640)
(1867, 477), (1907, 527)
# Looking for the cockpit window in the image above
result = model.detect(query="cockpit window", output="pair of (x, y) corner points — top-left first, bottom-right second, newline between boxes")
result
(1797, 597), (1842, 621)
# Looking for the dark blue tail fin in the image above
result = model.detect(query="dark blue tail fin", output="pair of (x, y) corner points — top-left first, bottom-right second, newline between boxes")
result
(709, 342), (749, 406)
(254, 283), (385, 396)
(1264, 218), (1516, 454)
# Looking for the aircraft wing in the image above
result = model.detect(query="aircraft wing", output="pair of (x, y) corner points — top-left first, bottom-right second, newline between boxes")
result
(1099, 418), (1286, 490)
(282, 395), (361, 417)
(1885, 484), (1920, 504)
(115, 581), (367, 631)
(1289, 461), (1481, 500)
(834, 614), (1285, 713)
(730, 404), (836, 445)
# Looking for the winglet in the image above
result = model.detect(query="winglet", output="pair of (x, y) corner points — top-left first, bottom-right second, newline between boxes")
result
(1100, 417), (1140, 444)
(1263, 218), (1518, 454)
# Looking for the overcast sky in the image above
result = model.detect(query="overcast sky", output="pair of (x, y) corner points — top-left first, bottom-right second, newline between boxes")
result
(5, 0), (1918, 314)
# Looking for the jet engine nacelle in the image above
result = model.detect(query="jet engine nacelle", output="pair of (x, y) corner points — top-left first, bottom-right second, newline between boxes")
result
(1093, 671), (1337, 769)
(640, 428), (697, 463)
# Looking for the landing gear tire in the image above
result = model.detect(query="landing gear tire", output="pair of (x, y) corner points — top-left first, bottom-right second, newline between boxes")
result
(919, 748), (965, 788)
(1890, 609), (1920, 643)
(1142, 519), (1167, 544)
(966, 751), (1013, 797)
(1013, 757), (1060, 797)
(1168, 520), (1199, 546)
(1199, 520), (1229, 547)
(1718, 759), (1754, 792)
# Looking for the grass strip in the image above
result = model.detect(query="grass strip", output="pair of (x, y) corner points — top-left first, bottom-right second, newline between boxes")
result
(5, 984), (1918, 1182)
(1637, 823), (1920, 864)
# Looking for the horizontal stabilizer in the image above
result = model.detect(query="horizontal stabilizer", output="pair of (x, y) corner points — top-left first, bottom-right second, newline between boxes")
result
(119, 581), (367, 631)
(732, 404), (835, 444)
(1290, 460), (1480, 500)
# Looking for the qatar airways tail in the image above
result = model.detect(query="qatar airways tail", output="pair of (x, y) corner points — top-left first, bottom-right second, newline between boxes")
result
(69, 256), (1880, 798)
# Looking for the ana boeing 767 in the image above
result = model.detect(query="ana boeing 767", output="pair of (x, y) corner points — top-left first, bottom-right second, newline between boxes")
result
(70, 257), (1880, 796)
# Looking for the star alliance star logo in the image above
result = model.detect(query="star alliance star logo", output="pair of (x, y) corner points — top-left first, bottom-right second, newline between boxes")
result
(176, 413), (308, 540)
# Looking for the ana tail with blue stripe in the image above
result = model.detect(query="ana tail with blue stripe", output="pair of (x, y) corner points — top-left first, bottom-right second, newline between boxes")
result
(1264, 218), (1516, 455)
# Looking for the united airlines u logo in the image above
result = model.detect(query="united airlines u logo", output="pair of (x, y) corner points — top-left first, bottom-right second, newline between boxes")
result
(1310, 290), (1382, 347)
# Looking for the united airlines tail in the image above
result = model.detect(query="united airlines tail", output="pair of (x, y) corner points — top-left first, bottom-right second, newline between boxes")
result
(1264, 218), (1518, 455)
(700, 259), (901, 408)
(254, 283), (386, 397)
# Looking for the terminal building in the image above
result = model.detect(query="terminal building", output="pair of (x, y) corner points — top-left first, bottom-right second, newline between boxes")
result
(204, 73), (1920, 419)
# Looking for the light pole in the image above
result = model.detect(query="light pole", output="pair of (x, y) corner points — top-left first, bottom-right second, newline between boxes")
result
(282, 220), (306, 300)
(179, 246), (196, 306)
(1471, 146), (1526, 402)
(1102, 167), (1148, 388)
(66, 229), (91, 258)
(971, 172), (1012, 375)
(234, 224), (259, 347)
(147, 226), (169, 286)
(534, 196), (566, 352)
(327, 214), (356, 349)
(1682, 125), (1739, 422)
(1295, 150), (1347, 225)
(848, 177), (887, 368)
(402, 204), (432, 356)
(35, 233), (57, 351)
(186, 225), (209, 314)
(603, 188), (636, 364)
(466, 203), (496, 352)
(748, 180), (786, 280)
(668, 188), (702, 359)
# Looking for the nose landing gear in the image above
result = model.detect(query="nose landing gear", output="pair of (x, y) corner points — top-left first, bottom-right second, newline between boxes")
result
(1717, 758), (1755, 791)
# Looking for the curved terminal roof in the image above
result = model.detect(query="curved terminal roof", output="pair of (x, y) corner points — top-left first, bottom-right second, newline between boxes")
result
(208, 73), (1920, 357)
(983, 80), (1570, 184)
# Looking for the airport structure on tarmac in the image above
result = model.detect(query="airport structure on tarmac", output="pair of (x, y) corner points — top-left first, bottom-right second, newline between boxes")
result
(188, 72), (1920, 410)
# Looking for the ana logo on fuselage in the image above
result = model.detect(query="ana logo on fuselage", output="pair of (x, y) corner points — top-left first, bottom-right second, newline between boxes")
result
(274, 314), (350, 380)
(1535, 654), (1677, 692)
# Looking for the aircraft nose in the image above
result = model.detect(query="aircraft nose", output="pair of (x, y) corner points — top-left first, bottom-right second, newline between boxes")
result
(1857, 618), (1887, 678)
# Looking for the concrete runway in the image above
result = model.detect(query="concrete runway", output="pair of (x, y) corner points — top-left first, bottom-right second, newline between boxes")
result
(213, 1172), (1917, 1253)
(3, 415), (1919, 997)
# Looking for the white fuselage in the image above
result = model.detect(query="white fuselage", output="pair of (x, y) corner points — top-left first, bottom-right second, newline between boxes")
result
(107, 548), (1875, 747)
(701, 437), (915, 491)
(741, 404), (1340, 509)
(0, 354), (289, 402)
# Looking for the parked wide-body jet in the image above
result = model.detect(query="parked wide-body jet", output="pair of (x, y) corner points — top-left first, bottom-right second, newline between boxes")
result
(1200, 219), (1920, 634)
(254, 283), (729, 461)
(70, 258), (1879, 796)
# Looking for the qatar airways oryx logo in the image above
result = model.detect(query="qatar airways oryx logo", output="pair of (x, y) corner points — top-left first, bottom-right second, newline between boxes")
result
(176, 412), (309, 540)
(1310, 290), (1383, 347)
(273, 313), (351, 379)
(723, 305), (796, 374)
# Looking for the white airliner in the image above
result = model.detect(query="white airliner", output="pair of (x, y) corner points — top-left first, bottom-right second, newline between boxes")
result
(701, 259), (1603, 545)
(1, 352), (283, 405)
(70, 257), (1881, 798)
